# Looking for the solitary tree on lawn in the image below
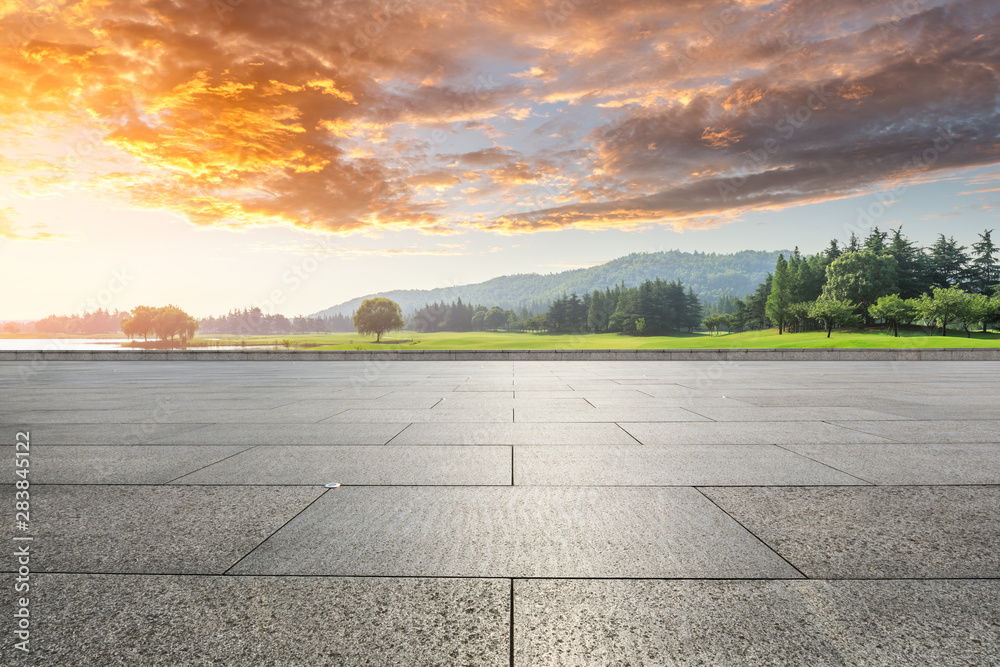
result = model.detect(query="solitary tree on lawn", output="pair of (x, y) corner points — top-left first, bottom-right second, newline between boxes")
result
(353, 297), (404, 343)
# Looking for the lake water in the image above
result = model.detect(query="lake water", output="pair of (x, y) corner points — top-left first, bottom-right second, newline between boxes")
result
(0, 338), (283, 351)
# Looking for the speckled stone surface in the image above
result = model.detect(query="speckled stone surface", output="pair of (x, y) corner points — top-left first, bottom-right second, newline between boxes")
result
(515, 579), (1000, 666)
(619, 420), (895, 445)
(0, 574), (509, 666)
(701, 486), (1000, 578)
(2, 359), (999, 664)
(0, 445), (250, 484)
(389, 422), (639, 445)
(172, 445), (512, 485)
(23, 485), (324, 574)
(145, 422), (409, 445)
(514, 445), (867, 486)
(828, 419), (1000, 443)
(785, 443), (1000, 484)
(231, 486), (801, 578)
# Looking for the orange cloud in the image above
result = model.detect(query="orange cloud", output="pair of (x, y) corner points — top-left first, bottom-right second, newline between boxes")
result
(0, 0), (997, 239)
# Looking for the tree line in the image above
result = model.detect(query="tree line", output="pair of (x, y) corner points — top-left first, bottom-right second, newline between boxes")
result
(403, 279), (702, 335)
(199, 308), (354, 334)
(26, 308), (130, 335)
(703, 227), (1000, 337)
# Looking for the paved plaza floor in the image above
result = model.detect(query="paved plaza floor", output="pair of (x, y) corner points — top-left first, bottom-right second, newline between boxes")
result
(2, 360), (999, 664)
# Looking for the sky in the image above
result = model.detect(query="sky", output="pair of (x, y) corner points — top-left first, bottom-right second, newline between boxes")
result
(1, 0), (998, 319)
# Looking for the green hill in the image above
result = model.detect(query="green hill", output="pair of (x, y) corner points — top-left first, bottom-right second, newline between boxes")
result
(311, 249), (786, 317)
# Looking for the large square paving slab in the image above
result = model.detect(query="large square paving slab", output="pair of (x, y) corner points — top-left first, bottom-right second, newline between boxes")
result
(701, 486), (1000, 578)
(514, 445), (868, 486)
(620, 421), (895, 445)
(231, 486), (800, 578)
(2, 422), (214, 445)
(785, 443), (1000, 485)
(390, 422), (639, 445)
(0, 445), (250, 484)
(17, 485), (323, 574)
(512, 406), (709, 422)
(0, 574), (509, 666)
(829, 420), (1000, 443)
(515, 579), (1000, 666)
(172, 445), (512, 485)
(145, 422), (408, 445)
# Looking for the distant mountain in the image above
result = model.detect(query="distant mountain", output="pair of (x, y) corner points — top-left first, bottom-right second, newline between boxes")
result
(310, 249), (787, 317)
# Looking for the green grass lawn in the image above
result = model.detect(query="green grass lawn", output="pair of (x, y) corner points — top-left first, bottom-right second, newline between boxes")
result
(6, 327), (999, 349)
(156, 326), (1000, 350)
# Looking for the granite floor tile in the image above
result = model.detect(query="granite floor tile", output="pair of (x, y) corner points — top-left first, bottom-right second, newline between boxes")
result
(701, 486), (1000, 578)
(389, 422), (639, 445)
(144, 422), (408, 445)
(172, 445), (511, 485)
(16, 485), (324, 574)
(784, 443), (1000, 485)
(0, 574), (508, 666)
(0, 445), (250, 484)
(830, 420), (1000, 443)
(514, 445), (867, 486)
(619, 421), (894, 445)
(515, 579), (1000, 666)
(231, 486), (800, 578)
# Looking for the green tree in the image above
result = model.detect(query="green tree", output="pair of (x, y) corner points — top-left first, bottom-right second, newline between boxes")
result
(824, 239), (842, 264)
(912, 287), (967, 336)
(471, 310), (486, 331)
(868, 294), (914, 337)
(120, 305), (157, 342)
(485, 306), (507, 331)
(808, 298), (860, 338)
(784, 302), (813, 333)
(970, 229), (998, 294)
(703, 313), (729, 335)
(766, 254), (791, 334)
(634, 317), (646, 334)
(957, 293), (994, 337)
(885, 226), (927, 299)
(863, 226), (888, 255)
(352, 297), (404, 342)
(821, 250), (898, 321)
(927, 235), (969, 289)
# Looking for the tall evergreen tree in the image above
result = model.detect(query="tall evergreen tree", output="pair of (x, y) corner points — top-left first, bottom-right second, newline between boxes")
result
(863, 227), (888, 255)
(970, 229), (998, 294)
(928, 234), (969, 289)
(885, 226), (927, 299)
(766, 254), (791, 334)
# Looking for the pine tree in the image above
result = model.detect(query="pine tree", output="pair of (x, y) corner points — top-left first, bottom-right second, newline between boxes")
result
(886, 226), (927, 299)
(928, 235), (969, 289)
(766, 254), (791, 334)
(970, 229), (998, 294)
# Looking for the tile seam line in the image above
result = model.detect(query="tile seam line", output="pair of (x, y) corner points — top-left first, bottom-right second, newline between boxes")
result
(614, 422), (645, 445)
(163, 445), (261, 484)
(771, 443), (878, 486)
(693, 486), (810, 580)
(382, 423), (412, 446)
(821, 420), (905, 444)
(222, 487), (331, 576)
(509, 578), (515, 667)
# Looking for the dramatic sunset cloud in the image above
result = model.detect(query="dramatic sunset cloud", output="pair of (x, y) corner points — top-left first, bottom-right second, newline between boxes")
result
(1, 0), (997, 238)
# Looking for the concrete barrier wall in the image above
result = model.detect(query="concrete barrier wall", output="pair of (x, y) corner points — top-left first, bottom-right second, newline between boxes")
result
(2, 348), (999, 361)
